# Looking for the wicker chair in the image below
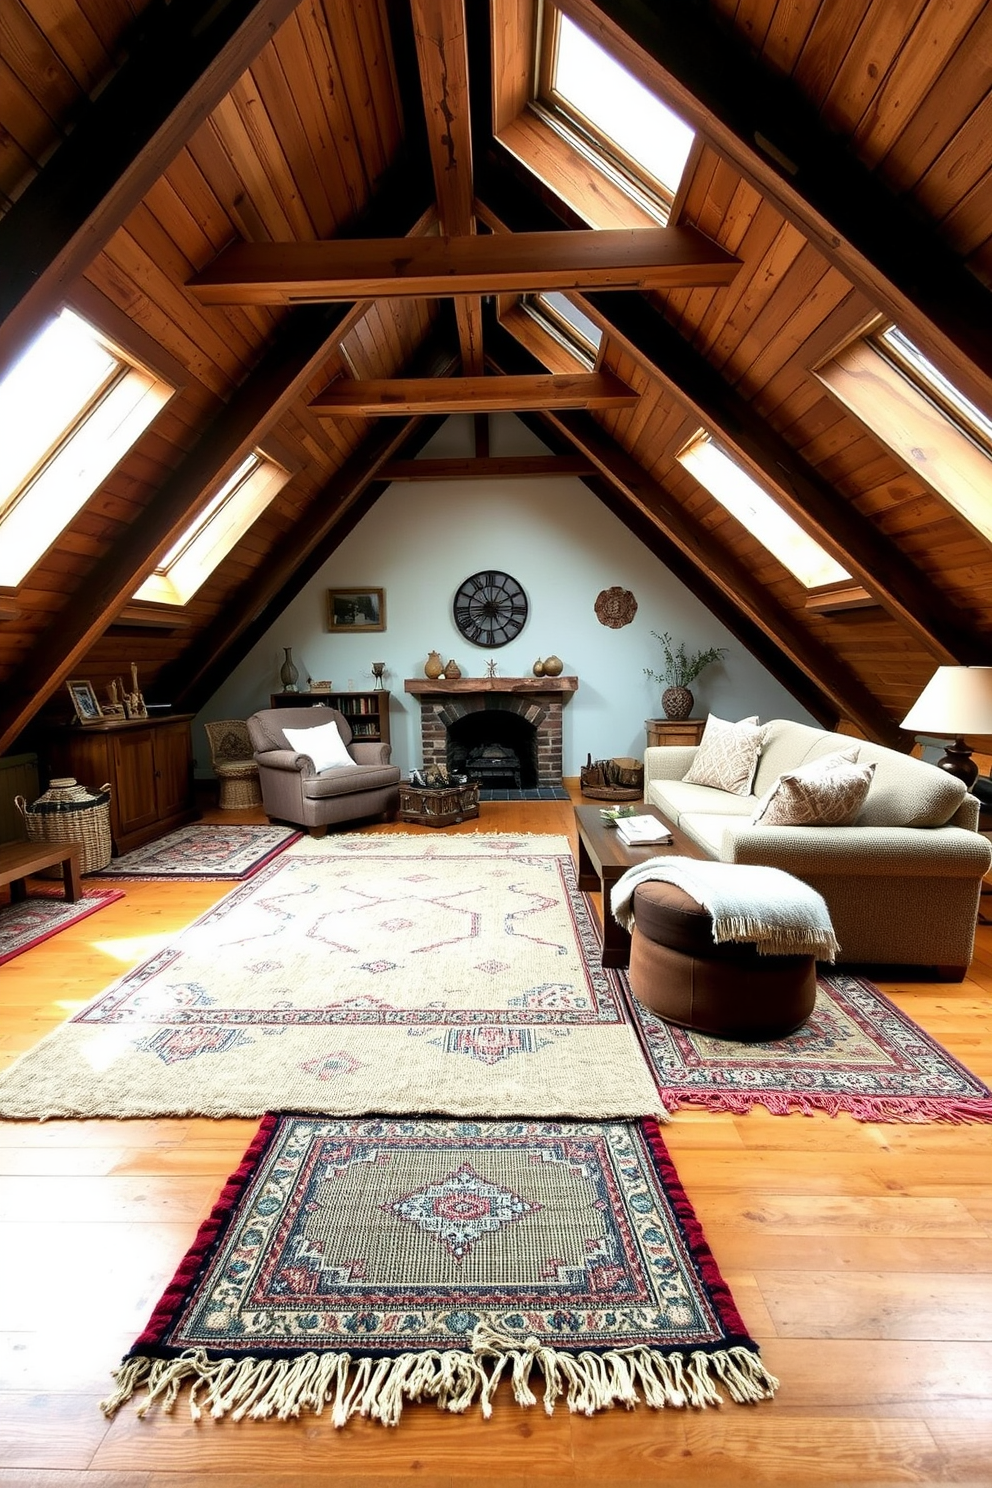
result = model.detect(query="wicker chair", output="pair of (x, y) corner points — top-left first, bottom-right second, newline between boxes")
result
(204, 720), (263, 810)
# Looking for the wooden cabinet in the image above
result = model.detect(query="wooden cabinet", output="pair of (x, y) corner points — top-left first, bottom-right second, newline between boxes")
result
(645, 718), (705, 748)
(269, 691), (391, 748)
(47, 715), (196, 855)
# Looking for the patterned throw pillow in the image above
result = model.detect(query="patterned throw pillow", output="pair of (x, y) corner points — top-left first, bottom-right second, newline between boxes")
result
(683, 714), (764, 796)
(751, 747), (876, 826)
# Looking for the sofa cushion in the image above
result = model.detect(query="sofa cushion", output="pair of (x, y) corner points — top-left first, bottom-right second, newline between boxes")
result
(850, 742), (968, 827)
(646, 777), (757, 825)
(283, 718), (356, 773)
(677, 812), (745, 857)
(751, 719), (832, 795)
(683, 714), (764, 796)
(751, 748), (876, 827)
(302, 763), (400, 799)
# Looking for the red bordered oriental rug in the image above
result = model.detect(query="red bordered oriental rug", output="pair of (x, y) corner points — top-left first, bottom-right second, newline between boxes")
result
(0, 887), (124, 966)
(101, 1114), (777, 1426)
(91, 823), (301, 880)
(624, 971), (992, 1123)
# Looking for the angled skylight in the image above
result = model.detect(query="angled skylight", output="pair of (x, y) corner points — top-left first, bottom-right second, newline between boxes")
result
(677, 432), (851, 589)
(874, 325), (992, 455)
(524, 291), (603, 365)
(547, 14), (695, 208)
(135, 450), (291, 606)
(0, 308), (173, 588)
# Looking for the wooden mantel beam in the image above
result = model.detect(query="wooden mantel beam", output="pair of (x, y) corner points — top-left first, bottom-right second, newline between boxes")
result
(310, 372), (637, 416)
(0, 0), (303, 380)
(187, 227), (740, 304)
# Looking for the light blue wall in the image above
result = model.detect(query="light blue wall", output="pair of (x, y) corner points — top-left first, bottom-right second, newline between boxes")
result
(194, 416), (816, 778)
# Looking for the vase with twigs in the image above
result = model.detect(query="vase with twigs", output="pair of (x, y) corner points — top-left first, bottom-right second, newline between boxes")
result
(644, 631), (727, 720)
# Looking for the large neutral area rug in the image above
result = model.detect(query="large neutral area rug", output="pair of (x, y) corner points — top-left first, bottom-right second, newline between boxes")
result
(0, 887), (125, 966)
(626, 970), (992, 1123)
(92, 823), (301, 880)
(0, 834), (663, 1121)
(101, 1113), (777, 1426)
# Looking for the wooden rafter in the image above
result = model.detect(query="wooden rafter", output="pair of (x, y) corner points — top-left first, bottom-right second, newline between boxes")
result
(378, 454), (596, 479)
(310, 372), (636, 414)
(487, 318), (905, 747)
(478, 165), (984, 668)
(187, 227), (739, 303)
(411, 0), (483, 375)
(0, 0), (303, 380)
(554, 0), (992, 414)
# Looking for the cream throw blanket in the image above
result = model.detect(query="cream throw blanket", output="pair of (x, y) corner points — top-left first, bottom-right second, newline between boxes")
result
(610, 856), (839, 960)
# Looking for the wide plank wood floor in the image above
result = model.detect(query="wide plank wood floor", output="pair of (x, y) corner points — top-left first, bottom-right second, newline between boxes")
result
(1, 790), (990, 1485)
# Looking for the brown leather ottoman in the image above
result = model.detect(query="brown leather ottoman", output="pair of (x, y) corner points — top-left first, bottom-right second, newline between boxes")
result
(628, 880), (817, 1041)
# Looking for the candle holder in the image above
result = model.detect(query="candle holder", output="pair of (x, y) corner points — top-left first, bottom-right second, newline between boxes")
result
(371, 662), (386, 690)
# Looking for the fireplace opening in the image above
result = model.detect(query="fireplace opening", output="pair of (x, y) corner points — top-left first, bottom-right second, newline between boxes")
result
(447, 710), (538, 790)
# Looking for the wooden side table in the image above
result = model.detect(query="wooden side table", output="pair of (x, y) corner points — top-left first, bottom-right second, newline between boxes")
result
(645, 718), (705, 749)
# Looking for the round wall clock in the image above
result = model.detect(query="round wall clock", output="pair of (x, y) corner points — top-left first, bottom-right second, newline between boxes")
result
(453, 570), (528, 648)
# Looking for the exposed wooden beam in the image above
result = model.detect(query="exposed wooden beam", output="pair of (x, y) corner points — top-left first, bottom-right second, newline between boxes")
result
(555, 0), (992, 415)
(379, 454), (596, 480)
(310, 372), (637, 415)
(488, 319), (904, 747)
(0, 0), (302, 380)
(478, 165), (984, 667)
(166, 408), (453, 713)
(410, 0), (481, 375)
(188, 227), (740, 303)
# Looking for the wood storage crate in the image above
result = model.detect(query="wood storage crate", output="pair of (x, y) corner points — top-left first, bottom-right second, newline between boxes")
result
(397, 781), (480, 827)
(580, 755), (644, 801)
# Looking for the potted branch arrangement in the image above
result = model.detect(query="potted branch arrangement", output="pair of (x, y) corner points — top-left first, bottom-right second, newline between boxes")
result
(644, 631), (728, 720)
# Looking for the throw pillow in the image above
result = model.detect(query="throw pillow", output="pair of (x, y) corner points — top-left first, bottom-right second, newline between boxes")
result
(683, 714), (764, 796)
(751, 747), (876, 827)
(283, 719), (357, 772)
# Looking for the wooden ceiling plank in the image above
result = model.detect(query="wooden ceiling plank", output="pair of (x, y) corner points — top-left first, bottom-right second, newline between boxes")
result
(310, 371), (637, 414)
(379, 454), (596, 480)
(0, 0), (304, 380)
(478, 162), (983, 666)
(555, 0), (992, 414)
(187, 226), (740, 302)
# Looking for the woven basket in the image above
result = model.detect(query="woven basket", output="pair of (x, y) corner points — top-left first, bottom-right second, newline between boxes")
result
(15, 777), (113, 875)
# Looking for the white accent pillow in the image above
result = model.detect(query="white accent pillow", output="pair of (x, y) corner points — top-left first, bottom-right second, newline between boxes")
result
(283, 719), (357, 772)
(683, 714), (764, 796)
(751, 747), (876, 826)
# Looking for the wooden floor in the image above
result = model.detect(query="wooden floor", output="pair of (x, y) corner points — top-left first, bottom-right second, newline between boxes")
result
(1, 791), (990, 1487)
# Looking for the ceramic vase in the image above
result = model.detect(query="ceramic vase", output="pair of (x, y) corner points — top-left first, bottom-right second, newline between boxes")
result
(443, 659), (461, 679)
(280, 646), (300, 692)
(543, 655), (563, 676)
(532, 658), (545, 676)
(662, 685), (694, 720)
(424, 651), (444, 679)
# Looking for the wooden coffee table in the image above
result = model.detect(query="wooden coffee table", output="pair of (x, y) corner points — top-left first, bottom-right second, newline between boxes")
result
(573, 804), (697, 968)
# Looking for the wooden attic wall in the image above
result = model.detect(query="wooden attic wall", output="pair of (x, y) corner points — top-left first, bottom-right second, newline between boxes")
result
(1, 0), (992, 752)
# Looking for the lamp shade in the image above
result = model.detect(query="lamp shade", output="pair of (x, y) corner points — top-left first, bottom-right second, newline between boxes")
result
(901, 667), (992, 734)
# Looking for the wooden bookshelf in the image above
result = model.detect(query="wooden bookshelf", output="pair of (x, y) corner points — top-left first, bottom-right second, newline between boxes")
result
(269, 690), (390, 749)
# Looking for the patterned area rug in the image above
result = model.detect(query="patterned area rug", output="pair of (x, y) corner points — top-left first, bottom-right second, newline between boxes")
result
(101, 1114), (777, 1426)
(0, 887), (125, 966)
(0, 834), (663, 1121)
(625, 971), (992, 1123)
(91, 824), (301, 880)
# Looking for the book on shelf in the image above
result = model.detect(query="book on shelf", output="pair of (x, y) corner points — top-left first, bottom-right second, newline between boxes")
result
(615, 814), (673, 846)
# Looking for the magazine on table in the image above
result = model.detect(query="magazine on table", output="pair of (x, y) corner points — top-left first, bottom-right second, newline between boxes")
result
(615, 814), (673, 846)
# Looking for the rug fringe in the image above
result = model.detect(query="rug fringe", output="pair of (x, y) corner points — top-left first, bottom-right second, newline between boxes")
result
(661, 1088), (992, 1124)
(100, 1329), (778, 1426)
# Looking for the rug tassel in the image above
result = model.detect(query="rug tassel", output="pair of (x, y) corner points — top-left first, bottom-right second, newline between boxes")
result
(101, 1337), (779, 1425)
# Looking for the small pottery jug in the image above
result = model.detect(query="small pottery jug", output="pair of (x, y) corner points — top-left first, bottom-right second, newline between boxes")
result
(443, 659), (462, 679)
(542, 655), (563, 676)
(532, 658), (545, 676)
(424, 651), (444, 679)
(280, 646), (300, 692)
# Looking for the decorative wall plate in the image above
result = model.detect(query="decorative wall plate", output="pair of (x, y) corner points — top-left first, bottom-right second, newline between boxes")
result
(453, 571), (528, 647)
(595, 587), (638, 628)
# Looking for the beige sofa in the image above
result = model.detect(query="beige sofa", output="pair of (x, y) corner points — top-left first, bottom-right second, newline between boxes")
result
(644, 718), (992, 977)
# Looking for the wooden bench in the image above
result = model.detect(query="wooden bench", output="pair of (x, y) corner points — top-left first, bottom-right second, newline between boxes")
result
(0, 840), (82, 902)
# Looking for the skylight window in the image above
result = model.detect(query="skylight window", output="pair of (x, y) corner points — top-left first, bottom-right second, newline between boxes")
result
(540, 12), (695, 213)
(677, 432), (852, 589)
(523, 291), (602, 365)
(873, 325), (992, 456)
(0, 308), (173, 588)
(135, 450), (291, 606)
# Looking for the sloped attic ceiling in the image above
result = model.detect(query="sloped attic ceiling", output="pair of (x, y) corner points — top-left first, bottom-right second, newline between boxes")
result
(1, 0), (991, 758)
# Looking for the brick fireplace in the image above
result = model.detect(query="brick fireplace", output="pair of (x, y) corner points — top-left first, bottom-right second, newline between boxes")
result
(404, 677), (578, 789)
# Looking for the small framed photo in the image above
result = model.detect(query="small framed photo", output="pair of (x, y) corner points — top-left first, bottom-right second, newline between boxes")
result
(327, 587), (385, 633)
(66, 679), (103, 725)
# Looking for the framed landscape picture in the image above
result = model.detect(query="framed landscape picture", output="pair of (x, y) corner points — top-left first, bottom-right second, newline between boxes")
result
(66, 679), (103, 725)
(327, 588), (385, 632)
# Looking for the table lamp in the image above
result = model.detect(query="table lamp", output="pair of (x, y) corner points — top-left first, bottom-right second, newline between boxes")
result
(900, 666), (992, 788)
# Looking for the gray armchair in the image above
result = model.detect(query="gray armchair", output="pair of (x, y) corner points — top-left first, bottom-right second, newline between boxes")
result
(247, 707), (400, 834)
